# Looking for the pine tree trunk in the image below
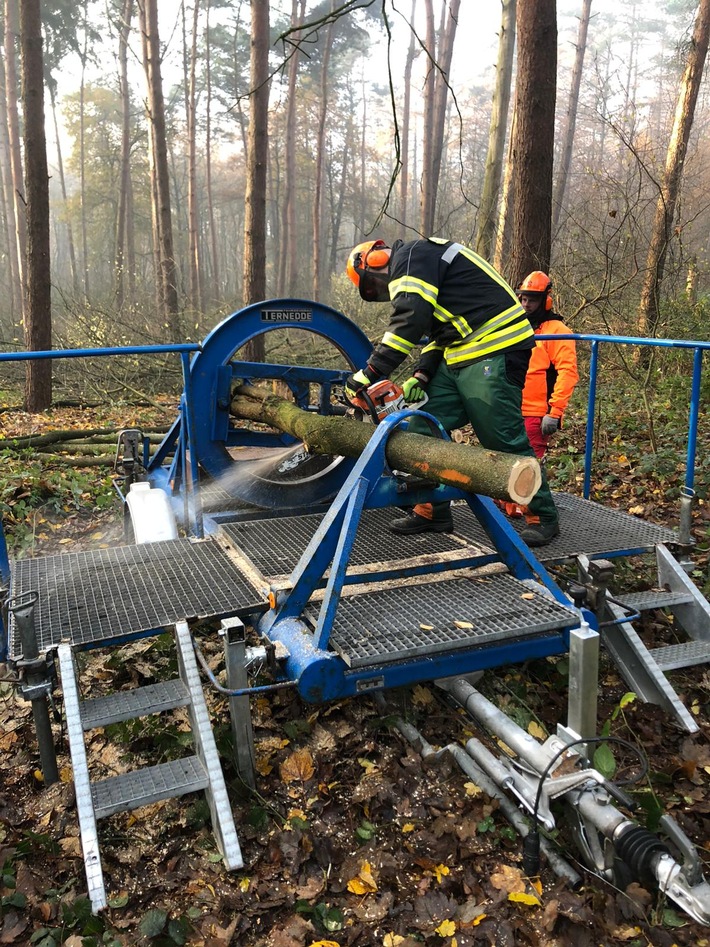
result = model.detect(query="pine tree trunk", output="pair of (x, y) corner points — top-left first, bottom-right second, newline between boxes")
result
(508, 0), (557, 286)
(21, 0), (52, 411)
(552, 0), (592, 234)
(242, 0), (270, 362)
(230, 385), (541, 504)
(142, 0), (180, 337)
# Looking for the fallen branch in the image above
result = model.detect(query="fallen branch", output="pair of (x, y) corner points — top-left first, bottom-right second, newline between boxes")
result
(230, 384), (541, 504)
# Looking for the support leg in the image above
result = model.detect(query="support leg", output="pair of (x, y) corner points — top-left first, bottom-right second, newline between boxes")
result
(222, 617), (256, 789)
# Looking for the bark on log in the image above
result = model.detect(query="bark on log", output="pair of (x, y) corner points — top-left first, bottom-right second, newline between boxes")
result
(230, 384), (541, 504)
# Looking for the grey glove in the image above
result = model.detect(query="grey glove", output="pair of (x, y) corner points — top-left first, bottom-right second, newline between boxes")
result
(540, 415), (559, 437)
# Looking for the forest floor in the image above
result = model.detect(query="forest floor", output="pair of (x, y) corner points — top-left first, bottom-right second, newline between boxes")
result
(1, 399), (710, 947)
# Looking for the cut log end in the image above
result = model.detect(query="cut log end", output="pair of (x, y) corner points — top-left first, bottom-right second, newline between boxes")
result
(508, 461), (541, 505)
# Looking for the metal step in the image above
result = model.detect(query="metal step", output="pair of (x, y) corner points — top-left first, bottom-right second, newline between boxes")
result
(92, 756), (209, 819)
(81, 679), (190, 729)
(619, 590), (695, 613)
(650, 640), (710, 672)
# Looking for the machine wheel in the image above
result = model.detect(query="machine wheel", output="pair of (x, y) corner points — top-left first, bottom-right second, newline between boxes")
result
(184, 298), (374, 509)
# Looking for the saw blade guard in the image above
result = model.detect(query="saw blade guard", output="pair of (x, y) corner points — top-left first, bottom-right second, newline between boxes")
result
(170, 299), (374, 510)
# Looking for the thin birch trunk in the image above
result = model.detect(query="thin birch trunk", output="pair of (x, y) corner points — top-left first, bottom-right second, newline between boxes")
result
(476, 0), (516, 260)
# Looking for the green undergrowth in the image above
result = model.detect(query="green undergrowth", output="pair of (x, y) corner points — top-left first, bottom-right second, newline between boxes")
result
(0, 449), (117, 558)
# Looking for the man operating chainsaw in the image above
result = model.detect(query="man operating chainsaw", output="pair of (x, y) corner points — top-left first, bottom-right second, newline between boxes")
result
(344, 237), (560, 547)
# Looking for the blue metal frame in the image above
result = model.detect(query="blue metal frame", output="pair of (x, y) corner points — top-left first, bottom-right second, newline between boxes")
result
(257, 408), (578, 702)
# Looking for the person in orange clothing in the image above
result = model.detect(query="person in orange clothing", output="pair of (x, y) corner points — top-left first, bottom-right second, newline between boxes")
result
(498, 271), (578, 518)
(517, 271), (578, 458)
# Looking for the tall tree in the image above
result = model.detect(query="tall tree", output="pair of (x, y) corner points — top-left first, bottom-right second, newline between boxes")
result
(204, 0), (220, 304)
(115, 0), (135, 310)
(140, 0), (180, 336)
(78, 0), (91, 300)
(419, 0), (460, 235)
(21, 0), (52, 409)
(277, 0), (304, 297)
(312, 0), (336, 300)
(638, 0), (710, 339)
(398, 0), (417, 228)
(476, 0), (516, 261)
(242, 0), (269, 362)
(4, 0), (26, 306)
(48, 81), (79, 297)
(551, 0), (592, 234)
(0, 49), (21, 323)
(187, 0), (204, 314)
(507, 0), (557, 287)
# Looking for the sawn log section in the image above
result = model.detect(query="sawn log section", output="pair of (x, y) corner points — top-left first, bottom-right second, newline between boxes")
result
(230, 384), (541, 505)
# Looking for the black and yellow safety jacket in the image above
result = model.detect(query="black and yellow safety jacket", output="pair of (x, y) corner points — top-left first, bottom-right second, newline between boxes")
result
(366, 237), (534, 381)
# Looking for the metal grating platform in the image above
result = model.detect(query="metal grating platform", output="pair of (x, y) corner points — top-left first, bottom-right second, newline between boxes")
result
(451, 492), (678, 563)
(9, 538), (267, 658)
(218, 507), (474, 577)
(217, 493), (678, 580)
(307, 573), (579, 667)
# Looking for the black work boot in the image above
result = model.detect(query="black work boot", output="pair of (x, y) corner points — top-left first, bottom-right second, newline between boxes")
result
(520, 519), (560, 548)
(390, 501), (454, 534)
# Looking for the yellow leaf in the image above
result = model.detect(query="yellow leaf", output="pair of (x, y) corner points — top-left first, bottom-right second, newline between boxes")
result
(280, 748), (315, 783)
(508, 891), (541, 906)
(463, 781), (482, 797)
(412, 684), (435, 707)
(435, 919), (456, 936)
(527, 721), (546, 740)
(453, 620), (473, 629)
(239, 878), (250, 892)
(420, 623), (434, 631)
(347, 861), (378, 895)
(531, 877), (543, 896)
(401, 823), (415, 833)
(433, 864), (450, 883)
(308, 941), (341, 947)
(472, 914), (487, 926)
(358, 758), (376, 773)
(382, 936), (405, 947)
(33, 769), (44, 783)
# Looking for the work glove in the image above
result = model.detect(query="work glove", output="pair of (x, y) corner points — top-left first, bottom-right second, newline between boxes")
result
(540, 414), (560, 437)
(344, 368), (374, 402)
(401, 375), (428, 404)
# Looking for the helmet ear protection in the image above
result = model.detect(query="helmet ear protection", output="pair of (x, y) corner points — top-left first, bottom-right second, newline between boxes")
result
(363, 240), (391, 270)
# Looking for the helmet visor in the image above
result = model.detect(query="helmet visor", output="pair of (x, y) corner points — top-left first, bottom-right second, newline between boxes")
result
(358, 268), (390, 302)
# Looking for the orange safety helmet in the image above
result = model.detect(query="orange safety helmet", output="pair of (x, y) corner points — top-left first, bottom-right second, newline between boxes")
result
(518, 270), (553, 311)
(346, 239), (392, 301)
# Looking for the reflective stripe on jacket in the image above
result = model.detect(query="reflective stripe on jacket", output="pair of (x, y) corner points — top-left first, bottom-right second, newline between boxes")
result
(521, 318), (579, 419)
(367, 237), (533, 379)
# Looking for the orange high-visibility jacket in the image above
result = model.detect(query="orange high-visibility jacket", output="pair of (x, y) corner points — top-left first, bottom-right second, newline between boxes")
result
(521, 317), (579, 420)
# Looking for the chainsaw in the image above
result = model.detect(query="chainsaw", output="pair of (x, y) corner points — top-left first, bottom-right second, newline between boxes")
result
(345, 379), (428, 424)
